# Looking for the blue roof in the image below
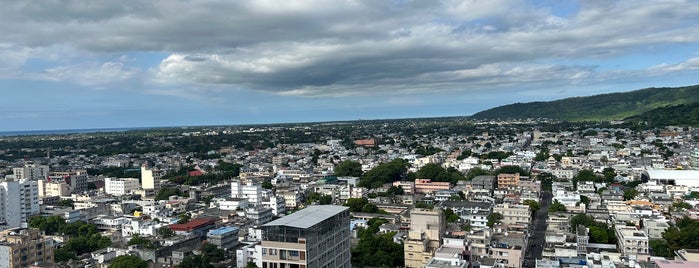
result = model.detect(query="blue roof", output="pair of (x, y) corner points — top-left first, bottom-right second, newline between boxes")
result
(207, 226), (239, 235)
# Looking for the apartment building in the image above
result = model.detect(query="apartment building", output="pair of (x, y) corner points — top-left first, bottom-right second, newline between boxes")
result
(614, 225), (649, 258)
(50, 170), (88, 193)
(497, 173), (520, 189)
(260, 205), (351, 268)
(232, 180), (263, 205)
(493, 204), (531, 226)
(0, 228), (54, 268)
(104, 177), (140, 196)
(141, 165), (163, 191)
(405, 208), (445, 268)
(0, 179), (40, 230)
(12, 164), (49, 181)
(414, 179), (450, 194)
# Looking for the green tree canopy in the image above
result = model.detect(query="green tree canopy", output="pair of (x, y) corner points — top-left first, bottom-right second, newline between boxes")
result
(523, 200), (540, 214)
(444, 208), (460, 223)
(487, 212), (503, 228)
(548, 200), (567, 212)
(335, 160), (363, 177)
(495, 165), (528, 176)
(109, 255), (148, 268)
(177, 254), (213, 268)
(351, 217), (403, 268)
(127, 234), (156, 249)
(623, 189), (638, 201)
(157, 226), (175, 238)
(359, 159), (409, 189)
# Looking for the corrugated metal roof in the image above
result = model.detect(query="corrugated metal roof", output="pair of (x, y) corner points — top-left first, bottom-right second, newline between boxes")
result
(263, 205), (347, 229)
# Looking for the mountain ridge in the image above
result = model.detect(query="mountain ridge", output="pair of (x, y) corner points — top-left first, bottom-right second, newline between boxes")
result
(471, 85), (699, 122)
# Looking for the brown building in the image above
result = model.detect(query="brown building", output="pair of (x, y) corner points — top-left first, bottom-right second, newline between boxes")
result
(0, 228), (54, 268)
(497, 173), (520, 189)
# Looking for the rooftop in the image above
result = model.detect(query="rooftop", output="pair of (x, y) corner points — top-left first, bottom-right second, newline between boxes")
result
(263, 205), (348, 229)
(208, 226), (239, 236)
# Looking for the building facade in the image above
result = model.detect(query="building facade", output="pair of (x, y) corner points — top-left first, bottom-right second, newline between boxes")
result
(12, 164), (49, 181)
(0, 180), (40, 230)
(260, 205), (351, 268)
(104, 177), (140, 196)
(0, 228), (54, 268)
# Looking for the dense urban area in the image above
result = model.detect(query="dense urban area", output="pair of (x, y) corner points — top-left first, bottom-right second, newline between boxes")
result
(2, 117), (699, 268)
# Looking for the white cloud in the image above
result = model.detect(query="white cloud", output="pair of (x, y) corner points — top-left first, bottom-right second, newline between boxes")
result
(0, 0), (698, 97)
(42, 61), (140, 87)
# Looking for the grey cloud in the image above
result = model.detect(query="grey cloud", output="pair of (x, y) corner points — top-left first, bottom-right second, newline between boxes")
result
(2, 0), (699, 96)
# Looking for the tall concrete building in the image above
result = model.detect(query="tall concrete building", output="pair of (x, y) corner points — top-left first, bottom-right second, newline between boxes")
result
(0, 228), (54, 268)
(260, 205), (351, 268)
(0, 180), (40, 230)
(12, 164), (49, 181)
(404, 208), (445, 268)
(232, 180), (263, 205)
(104, 177), (140, 196)
(141, 165), (163, 191)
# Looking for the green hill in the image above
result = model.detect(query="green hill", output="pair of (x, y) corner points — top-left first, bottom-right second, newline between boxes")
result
(471, 85), (699, 121)
(624, 102), (699, 127)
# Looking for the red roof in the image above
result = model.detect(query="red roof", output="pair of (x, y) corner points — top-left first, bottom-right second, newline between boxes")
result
(169, 218), (216, 232)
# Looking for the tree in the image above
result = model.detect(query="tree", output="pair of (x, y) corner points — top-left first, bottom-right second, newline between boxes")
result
(466, 167), (488, 180)
(589, 226), (610, 243)
(548, 200), (567, 212)
(344, 198), (369, 212)
(538, 172), (554, 192)
(416, 163), (451, 182)
(177, 254), (213, 268)
(157, 226), (174, 238)
(156, 187), (184, 201)
(579, 195), (590, 207)
(523, 200), (540, 214)
(335, 160), (363, 177)
(359, 159), (409, 189)
(444, 208), (460, 223)
(109, 255), (148, 268)
(496, 165), (528, 176)
(261, 181), (273, 189)
(201, 243), (225, 263)
(127, 234), (155, 249)
(602, 167), (617, 183)
(673, 202), (693, 210)
(177, 213), (191, 224)
(246, 262), (259, 268)
(623, 189), (638, 201)
(319, 194), (333, 205)
(650, 239), (671, 257)
(54, 247), (76, 262)
(351, 217), (403, 268)
(487, 212), (503, 228)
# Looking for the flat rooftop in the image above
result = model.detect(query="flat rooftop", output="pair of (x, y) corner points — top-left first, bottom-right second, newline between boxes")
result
(263, 205), (348, 229)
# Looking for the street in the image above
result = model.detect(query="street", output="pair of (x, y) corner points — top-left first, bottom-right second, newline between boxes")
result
(524, 191), (552, 268)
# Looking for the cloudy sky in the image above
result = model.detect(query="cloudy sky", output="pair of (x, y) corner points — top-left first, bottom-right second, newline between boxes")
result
(2, 0), (699, 131)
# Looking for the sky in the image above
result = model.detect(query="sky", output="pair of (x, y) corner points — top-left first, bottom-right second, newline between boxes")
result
(1, 0), (699, 131)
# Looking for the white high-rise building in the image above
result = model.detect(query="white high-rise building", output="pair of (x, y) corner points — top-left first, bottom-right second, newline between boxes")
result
(141, 165), (163, 191)
(105, 178), (140, 196)
(232, 180), (263, 205)
(12, 164), (49, 180)
(0, 179), (40, 230)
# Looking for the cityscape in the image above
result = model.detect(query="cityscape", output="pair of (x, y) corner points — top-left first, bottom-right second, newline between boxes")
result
(1, 117), (699, 268)
(2, 1), (699, 268)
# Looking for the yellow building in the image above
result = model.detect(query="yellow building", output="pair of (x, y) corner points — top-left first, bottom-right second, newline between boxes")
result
(0, 228), (54, 268)
(404, 208), (444, 268)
